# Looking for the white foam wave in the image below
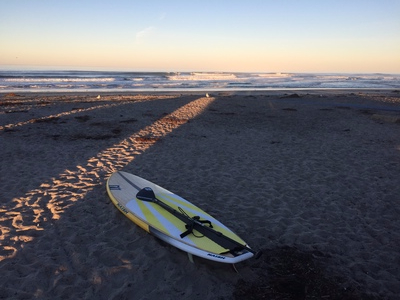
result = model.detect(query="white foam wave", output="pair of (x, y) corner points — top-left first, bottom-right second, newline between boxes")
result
(3, 78), (115, 82)
(1, 71), (399, 92)
(256, 73), (292, 78)
(168, 73), (237, 81)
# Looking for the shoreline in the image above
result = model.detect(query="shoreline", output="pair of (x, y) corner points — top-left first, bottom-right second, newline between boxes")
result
(1, 87), (400, 96)
(1, 90), (399, 299)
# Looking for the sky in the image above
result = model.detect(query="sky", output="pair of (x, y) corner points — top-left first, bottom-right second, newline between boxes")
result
(1, 0), (400, 73)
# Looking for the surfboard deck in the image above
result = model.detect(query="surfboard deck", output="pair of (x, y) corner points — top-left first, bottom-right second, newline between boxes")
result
(106, 171), (254, 264)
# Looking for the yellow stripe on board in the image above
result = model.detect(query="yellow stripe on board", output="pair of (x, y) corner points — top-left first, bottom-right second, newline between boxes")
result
(106, 181), (150, 232)
(160, 193), (204, 213)
(148, 202), (245, 253)
(137, 201), (170, 234)
(137, 197), (228, 253)
(125, 212), (150, 233)
(159, 193), (246, 246)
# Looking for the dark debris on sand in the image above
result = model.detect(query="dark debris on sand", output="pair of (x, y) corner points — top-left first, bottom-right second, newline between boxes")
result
(280, 93), (302, 99)
(233, 246), (379, 300)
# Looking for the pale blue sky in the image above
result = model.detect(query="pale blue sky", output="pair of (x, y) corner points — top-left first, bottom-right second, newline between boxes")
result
(1, 0), (399, 72)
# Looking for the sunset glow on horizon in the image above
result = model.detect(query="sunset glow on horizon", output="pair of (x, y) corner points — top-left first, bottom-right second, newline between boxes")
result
(1, 0), (399, 73)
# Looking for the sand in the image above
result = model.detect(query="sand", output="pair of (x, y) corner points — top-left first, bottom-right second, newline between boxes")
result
(0, 90), (399, 299)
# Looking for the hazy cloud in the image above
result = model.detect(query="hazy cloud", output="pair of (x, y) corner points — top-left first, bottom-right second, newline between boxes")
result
(135, 26), (155, 43)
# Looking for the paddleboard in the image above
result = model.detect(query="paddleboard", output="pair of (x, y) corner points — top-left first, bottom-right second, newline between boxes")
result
(106, 171), (255, 264)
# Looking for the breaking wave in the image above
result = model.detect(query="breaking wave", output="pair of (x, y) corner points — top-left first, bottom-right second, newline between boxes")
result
(0, 70), (399, 92)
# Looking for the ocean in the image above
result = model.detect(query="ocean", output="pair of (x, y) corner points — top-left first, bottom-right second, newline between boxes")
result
(0, 70), (399, 93)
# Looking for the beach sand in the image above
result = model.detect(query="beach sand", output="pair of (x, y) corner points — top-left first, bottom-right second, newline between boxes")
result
(1, 90), (399, 299)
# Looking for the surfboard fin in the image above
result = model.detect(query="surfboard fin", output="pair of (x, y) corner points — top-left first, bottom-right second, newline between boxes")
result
(188, 253), (194, 264)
